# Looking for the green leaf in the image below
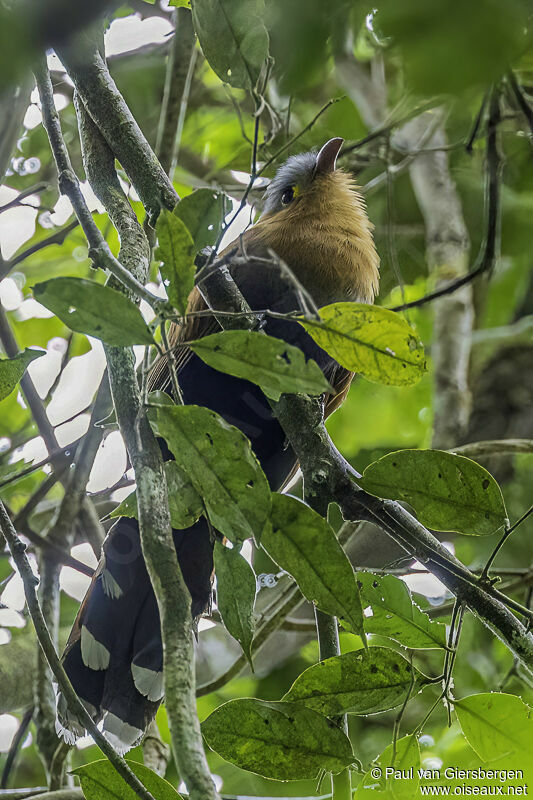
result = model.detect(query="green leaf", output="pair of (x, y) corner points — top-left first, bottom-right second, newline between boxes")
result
(191, 330), (333, 401)
(214, 541), (256, 666)
(455, 693), (533, 762)
(0, 349), (44, 402)
(146, 390), (175, 406)
(261, 494), (365, 637)
(359, 449), (508, 536)
(71, 758), (182, 800)
(201, 698), (354, 780)
(191, 0), (269, 90)
(173, 189), (228, 252)
(169, 0), (189, 6)
(149, 404), (270, 543)
(300, 302), (426, 386)
(155, 210), (196, 316)
(110, 462), (203, 530)
(356, 735), (420, 799)
(357, 572), (447, 649)
(283, 647), (420, 716)
(32, 278), (154, 346)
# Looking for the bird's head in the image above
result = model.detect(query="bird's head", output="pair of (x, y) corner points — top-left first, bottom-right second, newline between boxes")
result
(262, 137), (344, 216)
(253, 138), (380, 305)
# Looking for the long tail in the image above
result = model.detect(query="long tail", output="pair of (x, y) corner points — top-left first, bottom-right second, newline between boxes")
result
(56, 515), (213, 753)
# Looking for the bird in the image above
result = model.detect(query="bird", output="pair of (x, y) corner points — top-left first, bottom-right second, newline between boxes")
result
(56, 137), (380, 753)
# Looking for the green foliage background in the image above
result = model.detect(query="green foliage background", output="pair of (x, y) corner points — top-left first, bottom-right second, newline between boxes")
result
(0, 0), (532, 797)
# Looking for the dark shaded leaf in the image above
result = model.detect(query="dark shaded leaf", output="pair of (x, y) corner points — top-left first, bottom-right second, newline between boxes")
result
(0, 349), (45, 402)
(173, 189), (229, 252)
(202, 698), (354, 780)
(214, 541), (256, 666)
(149, 404), (270, 543)
(32, 278), (154, 346)
(191, 0), (269, 90)
(191, 330), (333, 401)
(283, 647), (420, 715)
(110, 462), (203, 530)
(155, 210), (196, 316)
(357, 572), (447, 649)
(360, 449), (508, 536)
(71, 758), (182, 800)
(261, 494), (364, 637)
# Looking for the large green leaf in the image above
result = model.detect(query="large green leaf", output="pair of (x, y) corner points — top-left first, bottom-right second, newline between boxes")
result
(359, 449), (507, 536)
(32, 278), (154, 346)
(261, 494), (365, 637)
(357, 572), (447, 649)
(191, 330), (333, 401)
(455, 693), (533, 762)
(173, 189), (228, 252)
(300, 303), (426, 386)
(155, 210), (196, 316)
(110, 462), (203, 530)
(71, 758), (182, 800)
(149, 404), (270, 543)
(201, 698), (354, 780)
(0, 348), (44, 402)
(191, 0), (269, 90)
(283, 647), (421, 716)
(214, 540), (256, 667)
(356, 735), (421, 800)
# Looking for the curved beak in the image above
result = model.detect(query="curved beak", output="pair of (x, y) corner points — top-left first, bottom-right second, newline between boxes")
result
(315, 137), (344, 174)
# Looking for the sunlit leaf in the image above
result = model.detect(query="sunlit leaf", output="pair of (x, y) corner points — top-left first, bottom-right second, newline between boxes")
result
(191, 0), (269, 90)
(72, 758), (182, 800)
(32, 278), (154, 346)
(357, 572), (447, 649)
(191, 330), (333, 401)
(149, 404), (270, 542)
(261, 494), (365, 637)
(300, 303), (426, 386)
(0, 348), (44, 402)
(455, 693), (533, 762)
(356, 735), (420, 800)
(155, 210), (196, 316)
(360, 449), (508, 536)
(214, 540), (256, 666)
(110, 462), (203, 530)
(173, 188), (228, 252)
(283, 647), (421, 715)
(202, 698), (354, 780)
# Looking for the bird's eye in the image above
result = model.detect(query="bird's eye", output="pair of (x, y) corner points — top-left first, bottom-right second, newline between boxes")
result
(281, 186), (294, 206)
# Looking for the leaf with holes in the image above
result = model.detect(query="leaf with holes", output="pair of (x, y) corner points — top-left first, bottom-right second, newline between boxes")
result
(283, 647), (421, 716)
(191, 330), (333, 401)
(300, 302), (426, 386)
(201, 698), (354, 780)
(191, 0), (269, 90)
(32, 278), (154, 345)
(0, 348), (44, 402)
(360, 449), (507, 536)
(110, 462), (203, 530)
(215, 541), (256, 667)
(174, 189), (229, 252)
(149, 404), (270, 543)
(72, 758), (182, 800)
(155, 209), (196, 316)
(357, 572), (447, 649)
(261, 494), (365, 638)
(455, 693), (533, 762)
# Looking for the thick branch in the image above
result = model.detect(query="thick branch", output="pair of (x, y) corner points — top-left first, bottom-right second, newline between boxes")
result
(55, 38), (177, 218)
(72, 86), (219, 800)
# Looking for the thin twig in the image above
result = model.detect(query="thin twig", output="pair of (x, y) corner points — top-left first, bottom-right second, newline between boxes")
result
(507, 71), (533, 137)
(482, 505), (533, 579)
(0, 220), (79, 280)
(0, 501), (158, 800)
(391, 85), (503, 313)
